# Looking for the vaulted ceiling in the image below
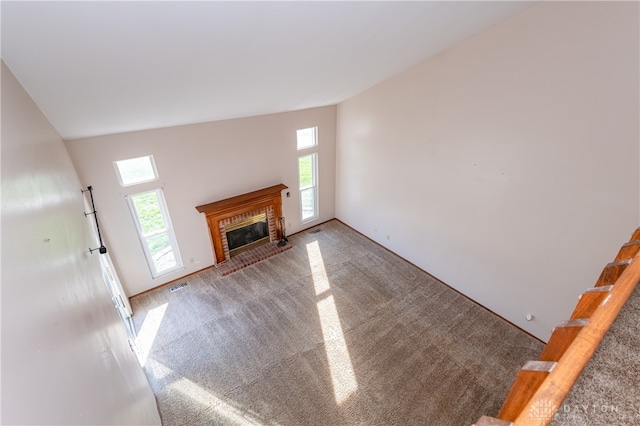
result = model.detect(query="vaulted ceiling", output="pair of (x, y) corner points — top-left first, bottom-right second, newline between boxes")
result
(2, 1), (535, 140)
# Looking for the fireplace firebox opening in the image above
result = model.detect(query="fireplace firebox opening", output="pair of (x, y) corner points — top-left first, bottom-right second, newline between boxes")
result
(225, 213), (269, 256)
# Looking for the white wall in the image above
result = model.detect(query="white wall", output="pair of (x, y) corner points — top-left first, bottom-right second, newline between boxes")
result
(1, 62), (161, 424)
(65, 107), (336, 296)
(336, 2), (639, 341)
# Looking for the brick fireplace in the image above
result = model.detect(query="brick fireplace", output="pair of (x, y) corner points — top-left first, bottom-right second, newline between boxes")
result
(196, 184), (287, 264)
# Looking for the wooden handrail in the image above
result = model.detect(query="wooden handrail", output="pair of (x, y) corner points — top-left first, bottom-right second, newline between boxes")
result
(473, 228), (640, 425)
(513, 248), (640, 424)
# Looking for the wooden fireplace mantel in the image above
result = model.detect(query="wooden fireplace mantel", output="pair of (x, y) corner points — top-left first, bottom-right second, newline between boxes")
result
(196, 184), (287, 263)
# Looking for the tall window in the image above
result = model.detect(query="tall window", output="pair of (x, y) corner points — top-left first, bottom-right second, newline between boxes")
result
(127, 189), (182, 278)
(297, 126), (318, 223)
(298, 153), (318, 222)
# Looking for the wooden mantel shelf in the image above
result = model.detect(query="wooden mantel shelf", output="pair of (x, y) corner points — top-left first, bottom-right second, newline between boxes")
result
(196, 184), (287, 215)
(196, 184), (288, 264)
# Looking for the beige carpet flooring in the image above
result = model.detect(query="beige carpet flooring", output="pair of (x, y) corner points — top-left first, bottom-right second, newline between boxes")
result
(131, 220), (543, 426)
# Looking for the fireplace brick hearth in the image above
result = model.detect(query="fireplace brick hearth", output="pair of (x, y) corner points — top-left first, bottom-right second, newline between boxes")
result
(214, 240), (292, 276)
(196, 184), (288, 265)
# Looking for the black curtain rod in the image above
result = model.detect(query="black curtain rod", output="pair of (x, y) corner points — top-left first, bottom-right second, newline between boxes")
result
(82, 185), (107, 254)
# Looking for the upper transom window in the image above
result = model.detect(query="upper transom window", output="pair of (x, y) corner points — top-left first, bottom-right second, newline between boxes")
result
(296, 127), (318, 150)
(114, 155), (158, 187)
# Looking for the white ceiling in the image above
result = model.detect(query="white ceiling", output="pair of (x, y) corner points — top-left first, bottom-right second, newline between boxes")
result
(2, 1), (535, 140)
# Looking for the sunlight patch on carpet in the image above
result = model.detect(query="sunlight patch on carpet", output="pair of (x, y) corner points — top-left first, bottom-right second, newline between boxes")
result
(135, 302), (168, 367)
(307, 240), (358, 405)
(144, 357), (174, 381)
(170, 377), (265, 425)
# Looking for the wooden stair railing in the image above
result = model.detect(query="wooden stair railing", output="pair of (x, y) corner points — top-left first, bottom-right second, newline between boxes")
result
(473, 227), (640, 426)
(615, 240), (640, 261)
(538, 319), (587, 362)
(569, 286), (611, 320)
(497, 361), (557, 421)
(594, 259), (631, 287)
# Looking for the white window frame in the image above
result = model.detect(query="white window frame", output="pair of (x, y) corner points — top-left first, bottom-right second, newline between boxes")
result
(126, 188), (183, 278)
(298, 152), (319, 223)
(296, 126), (318, 150)
(114, 155), (159, 187)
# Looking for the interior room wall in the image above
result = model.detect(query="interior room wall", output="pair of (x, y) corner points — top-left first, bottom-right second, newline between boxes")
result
(1, 61), (161, 425)
(335, 1), (639, 341)
(65, 106), (336, 296)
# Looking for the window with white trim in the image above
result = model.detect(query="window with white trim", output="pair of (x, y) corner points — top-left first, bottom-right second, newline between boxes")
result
(297, 127), (319, 223)
(298, 153), (318, 222)
(127, 189), (182, 278)
(114, 155), (158, 187)
(296, 127), (318, 150)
